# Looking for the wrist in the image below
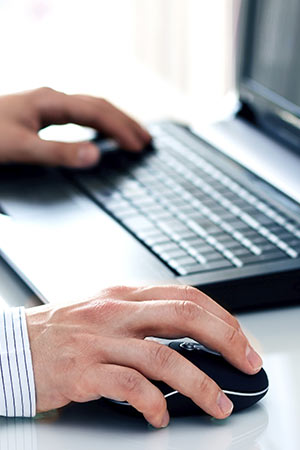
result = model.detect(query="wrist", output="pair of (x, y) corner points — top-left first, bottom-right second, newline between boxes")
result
(0, 307), (36, 417)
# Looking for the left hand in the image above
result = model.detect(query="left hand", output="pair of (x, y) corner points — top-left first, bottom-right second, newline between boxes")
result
(0, 87), (151, 167)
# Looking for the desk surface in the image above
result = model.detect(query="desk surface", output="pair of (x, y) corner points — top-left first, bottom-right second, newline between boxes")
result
(1, 259), (300, 450)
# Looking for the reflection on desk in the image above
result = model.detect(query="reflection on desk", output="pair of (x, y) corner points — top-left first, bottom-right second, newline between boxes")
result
(0, 399), (268, 450)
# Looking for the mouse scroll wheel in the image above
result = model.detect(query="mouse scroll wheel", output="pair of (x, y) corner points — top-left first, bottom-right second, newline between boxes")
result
(179, 341), (221, 356)
(179, 342), (198, 351)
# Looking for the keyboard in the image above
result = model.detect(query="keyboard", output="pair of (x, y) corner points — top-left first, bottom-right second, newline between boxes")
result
(70, 122), (300, 277)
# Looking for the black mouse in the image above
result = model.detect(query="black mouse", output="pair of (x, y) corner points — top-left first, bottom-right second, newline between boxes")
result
(107, 340), (269, 417)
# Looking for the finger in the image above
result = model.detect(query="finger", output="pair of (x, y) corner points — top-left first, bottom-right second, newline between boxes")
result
(69, 95), (150, 151)
(78, 95), (152, 146)
(124, 300), (262, 374)
(0, 126), (99, 168)
(78, 363), (169, 428)
(23, 135), (100, 168)
(104, 285), (240, 332)
(100, 337), (233, 420)
(35, 88), (150, 152)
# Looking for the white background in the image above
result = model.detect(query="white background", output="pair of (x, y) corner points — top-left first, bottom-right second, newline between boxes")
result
(0, 0), (239, 127)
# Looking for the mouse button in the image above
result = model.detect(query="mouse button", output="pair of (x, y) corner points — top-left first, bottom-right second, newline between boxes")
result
(245, 367), (269, 392)
(217, 366), (268, 394)
(178, 341), (221, 356)
(227, 392), (265, 412)
(169, 342), (235, 383)
(222, 365), (269, 394)
(178, 341), (196, 351)
(205, 361), (264, 393)
(169, 341), (221, 366)
(169, 341), (205, 356)
(170, 341), (220, 356)
(258, 368), (269, 388)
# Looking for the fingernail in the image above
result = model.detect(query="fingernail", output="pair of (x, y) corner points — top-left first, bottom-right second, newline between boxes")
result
(217, 391), (233, 416)
(77, 143), (99, 167)
(160, 410), (170, 428)
(246, 345), (263, 371)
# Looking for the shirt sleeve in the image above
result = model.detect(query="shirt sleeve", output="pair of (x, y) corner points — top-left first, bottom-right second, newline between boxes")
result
(0, 307), (36, 417)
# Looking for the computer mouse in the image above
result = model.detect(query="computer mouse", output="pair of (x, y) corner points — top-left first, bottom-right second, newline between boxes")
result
(107, 340), (269, 417)
(92, 135), (154, 155)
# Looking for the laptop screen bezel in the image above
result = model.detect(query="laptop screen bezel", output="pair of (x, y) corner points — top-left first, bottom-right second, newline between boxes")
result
(237, 0), (300, 151)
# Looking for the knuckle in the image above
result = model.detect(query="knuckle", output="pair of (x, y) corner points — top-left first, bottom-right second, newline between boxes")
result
(70, 377), (91, 403)
(231, 315), (241, 330)
(58, 351), (77, 375)
(175, 300), (200, 322)
(223, 326), (238, 346)
(150, 344), (177, 371)
(71, 388), (86, 403)
(98, 97), (110, 107)
(91, 299), (122, 319)
(182, 285), (199, 302)
(77, 299), (123, 324)
(197, 374), (213, 396)
(39, 86), (54, 94)
(119, 370), (142, 395)
(104, 285), (132, 298)
(32, 86), (61, 110)
(35, 86), (56, 99)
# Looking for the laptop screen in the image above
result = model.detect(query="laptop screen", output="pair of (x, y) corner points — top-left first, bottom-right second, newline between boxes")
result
(238, 0), (300, 150)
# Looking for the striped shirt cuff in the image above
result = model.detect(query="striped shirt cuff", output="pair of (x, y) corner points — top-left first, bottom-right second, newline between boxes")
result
(0, 307), (36, 417)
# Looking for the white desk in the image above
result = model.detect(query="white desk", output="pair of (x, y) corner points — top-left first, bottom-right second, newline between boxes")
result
(1, 258), (300, 450)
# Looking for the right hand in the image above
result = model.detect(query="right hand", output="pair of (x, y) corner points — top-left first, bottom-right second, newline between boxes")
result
(25, 285), (262, 428)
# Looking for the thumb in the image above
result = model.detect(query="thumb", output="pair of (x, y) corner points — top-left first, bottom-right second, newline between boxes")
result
(30, 137), (100, 168)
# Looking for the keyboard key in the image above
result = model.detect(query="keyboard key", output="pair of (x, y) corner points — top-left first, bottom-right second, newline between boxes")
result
(122, 216), (154, 231)
(259, 243), (278, 252)
(220, 240), (243, 249)
(156, 218), (189, 232)
(172, 230), (198, 241)
(177, 260), (232, 275)
(239, 251), (286, 265)
(180, 239), (210, 252)
(144, 234), (170, 246)
(188, 250), (207, 264)
(230, 220), (251, 231)
(114, 207), (141, 219)
(147, 209), (174, 220)
(136, 229), (163, 240)
(152, 242), (183, 254)
(253, 213), (274, 225)
(160, 248), (189, 260)
(231, 246), (252, 256)
(131, 197), (159, 209)
(203, 251), (224, 262)
(168, 256), (197, 269)
(176, 264), (205, 275)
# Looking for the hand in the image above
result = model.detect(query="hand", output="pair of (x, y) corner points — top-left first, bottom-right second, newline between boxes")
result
(26, 285), (263, 428)
(0, 87), (151, 167)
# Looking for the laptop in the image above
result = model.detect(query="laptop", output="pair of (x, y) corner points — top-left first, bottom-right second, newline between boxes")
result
(0, 0), (299, 311)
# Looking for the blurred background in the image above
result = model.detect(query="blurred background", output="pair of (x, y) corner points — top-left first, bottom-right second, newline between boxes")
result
(0, 0), (240, 128)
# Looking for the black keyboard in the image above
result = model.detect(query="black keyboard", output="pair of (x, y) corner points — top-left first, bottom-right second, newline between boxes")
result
(71, 122), (300, 277)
